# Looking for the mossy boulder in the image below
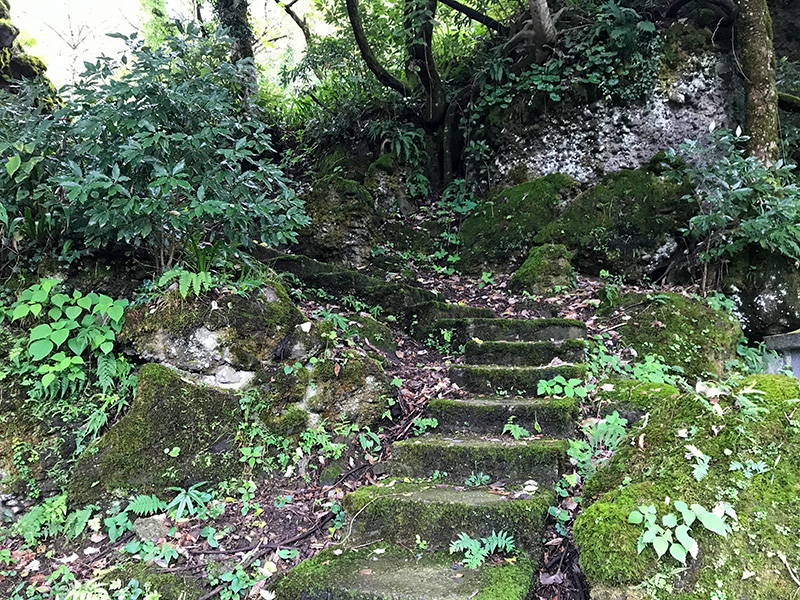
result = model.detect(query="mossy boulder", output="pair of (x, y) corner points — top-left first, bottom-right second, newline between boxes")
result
(458, 173), (578, 272)
(101, 561), (204, 600)
(604, 292), (741, 378)
(575, 374), (800, 599)
(509, 244), (574, 295)
(121, 283), (305, 389)
(723, 246), (800, 339)
(305, 352), (392, 427)
(68, 364), (242, 504)
(363, 153), (416, 215)
(346, 314), (396, 353)
(294, 175), (380, 268)
(535, 164), (694, 280)
(0, 3), (51, 94)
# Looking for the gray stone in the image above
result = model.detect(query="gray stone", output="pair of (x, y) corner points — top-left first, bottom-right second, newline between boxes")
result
(134, 514), (170, 541)
(764, 332), (800, 377)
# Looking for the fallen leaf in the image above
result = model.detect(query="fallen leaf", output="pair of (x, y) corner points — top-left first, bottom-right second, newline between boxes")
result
(539, 571), (564, 585)
(359, 569), (373, 576)
(334, 362), (341, 377)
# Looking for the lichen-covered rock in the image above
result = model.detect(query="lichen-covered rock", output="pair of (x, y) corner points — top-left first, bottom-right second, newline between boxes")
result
(363, 153), (416, 215)
(509, 244), (574, 295)
(575, 374), (800, 599)
(101, 562), (204, 600)
(534, 165), (694, 280)
(0, 2), (51, 93)
(68, 364), (242, 504)
(303, 352), (392, 428)
(724, 247), (800, 339)
(294, 175), (380, 268)
(603, 292), (741, 378)
(346, 314), (396, 353)
(457, 173), (578, 272)
(121, 283), (305, 389)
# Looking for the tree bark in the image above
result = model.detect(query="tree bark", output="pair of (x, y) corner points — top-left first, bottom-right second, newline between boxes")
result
(738, 0), (779, 163)
(406, 0), (448, 125)
(212, 0), (254, 62)
(345, 0), (411, 96)
(274, 0), (312, 44)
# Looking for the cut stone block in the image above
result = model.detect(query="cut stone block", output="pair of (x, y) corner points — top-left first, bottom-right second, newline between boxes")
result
(449, 364), (586, 396)
(433, 317), (585, 347)
(464, 339), (586, 367)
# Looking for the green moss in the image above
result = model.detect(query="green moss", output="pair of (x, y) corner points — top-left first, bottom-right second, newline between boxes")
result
(432, 317), (586, 348)
(594, 378), (680, 424)
(0, 1), (10, 20)
(576, 373), (800, 598)
(101, 561), (204, 600)
(458, 173), (578, 272)
(407, 301), (494, 340)
(605, 292), (741, 377)
(271, 543), (535, 600)
(347, 314), (396, 353)
(367, 152), (397, 176)
(509, 244), (574, 295)
(660, 22), (715, 79)
(342, 481), (551, 552)
(428, 395), (577, 437)
(535, 166), (694, 279)
(68, 364), (242, 504)
(389, 435), (567, 485)
(449, 364), (586, 396)
(464, 339), (586, 367)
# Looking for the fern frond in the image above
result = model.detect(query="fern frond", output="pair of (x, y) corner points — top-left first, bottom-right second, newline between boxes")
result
(126, 494), (166, 516)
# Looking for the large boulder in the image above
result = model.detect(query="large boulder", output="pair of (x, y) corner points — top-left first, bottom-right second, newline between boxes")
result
(602, 292), (741, 378)
(534, 165), (694, 281)
(724, 247), (800, 339)
(294, 175), (380, 268)
(575, 374), (800, 599)
(457, 173), (578, 272)
(509, 244), (574, 295)
(120, 283), (306, 389)
(68, 364), (243, 504)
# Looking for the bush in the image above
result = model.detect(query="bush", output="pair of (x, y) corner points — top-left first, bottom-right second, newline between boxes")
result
(0, 24), (308, 273)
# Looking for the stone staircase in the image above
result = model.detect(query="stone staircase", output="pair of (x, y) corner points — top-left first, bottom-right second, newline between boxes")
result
(273, 314), (587, 600)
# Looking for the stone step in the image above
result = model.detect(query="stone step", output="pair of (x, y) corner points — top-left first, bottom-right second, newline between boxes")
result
(427, 396), (577, 437)
(341, 482), (552, 553)
(272, 543), (535, 600)
(464, 339), (586, 367)
(449, 364), (586, 396)
(387, 434), (567, 485)
(432, 317), (586, 347)
(406, 301), (495, 341)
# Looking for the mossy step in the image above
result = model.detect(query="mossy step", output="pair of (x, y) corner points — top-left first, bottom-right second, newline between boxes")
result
(464, 339), (586, 367)
(449, 364), (586, 396)
(407, 301), (495, 340)
(433, 317), (586, 347)
(342, 481), (552, 553)
(272, 543), (535, 600)
(387, 435), (567, 485)
(427, 396), (577, 437)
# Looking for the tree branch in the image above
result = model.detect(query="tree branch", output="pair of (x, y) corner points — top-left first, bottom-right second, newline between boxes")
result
(779, 91), (800, 113)
(274, 0), (312, 43)
(345, 0), (411, 96)
(438, 0), (508, 35)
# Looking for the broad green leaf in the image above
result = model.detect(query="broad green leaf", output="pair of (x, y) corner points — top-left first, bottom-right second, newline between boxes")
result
(50, 328), (70, 347)
(669, 542), (687, 564)
(65, 306), (83, 321)
(68, 336), (88, 356)
(99, 341), (114, 354)
(5, 154), (21, 177)
(51, 293), (69, 307)
(652, 535), (669, 558)
(29, 339), (54, 360)
(41, 372), (56, 387)
(11, 304), (30, 320)
(48, 307), (63, 320)
(107, 304), (124, 322)
(30, 323), (53, 341)
(675, 525), (698, 558)
(29, 303), (42, 317)
(628, 511), (643, 524)
(697, 511), (727, 537)
(662, 513), (678, 528)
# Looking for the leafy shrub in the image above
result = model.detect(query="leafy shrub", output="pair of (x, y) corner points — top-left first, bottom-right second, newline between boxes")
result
(0, 25), (308, 273)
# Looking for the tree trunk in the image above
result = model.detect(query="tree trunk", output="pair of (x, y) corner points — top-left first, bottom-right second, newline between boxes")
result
(345, 0), (411, 96)
(738, 0), (779, 163)
(406, 0), (448, 126)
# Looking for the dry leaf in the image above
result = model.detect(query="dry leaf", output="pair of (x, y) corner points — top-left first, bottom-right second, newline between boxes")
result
(334, 362), (341, 377)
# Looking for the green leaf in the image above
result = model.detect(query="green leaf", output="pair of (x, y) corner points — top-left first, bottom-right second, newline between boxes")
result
(697, 511), (728, 537)
(99, 341), (114, 354)
(41, 372), (56, 387)
(5, 154), (21, 177)
(628, 511), (643, 524)
(669, 542), (687, 564)
(30, 323), (53, 341)
(662, 513), (678, 528)
(68, 336), (88, 356)
(12, 304), (30, 320)
(106, 304), (124, 323)
(652, 535), (669, 558)
(50, 328), (70, 347)
(29, 339), (54, 360)
(65, 306), (83, 321)
(51, 293), (69, 307)
(675, 524), (697, 558)
(179, 270), (192, 298)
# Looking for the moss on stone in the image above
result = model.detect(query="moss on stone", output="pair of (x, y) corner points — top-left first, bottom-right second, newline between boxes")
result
(342, 481), (552, 552)
(426, 396), (577, 437)
(271, 543), (535, 600)
(575, 373), (800, 598)
(458, 173), (579, 272)
(594, 378), (681, 424)
(449, 364), (586, 396)
(389, 435), (567, 485)
(407, 301), (494, 340)
(432, 317), (586, 348)
(464, 339), (586, 367)
(68, 364), (242, 505)
(534, 166), (694, 280)
(101, 561), (204, 600)
(604, 292), (741, 377)
(367, 152), (397, 176)
(347, 314), (396, 353)
(509, 244), (574, 295)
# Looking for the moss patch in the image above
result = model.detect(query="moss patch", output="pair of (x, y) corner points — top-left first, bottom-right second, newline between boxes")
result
(449, 364), (586, 396)
(509, 244), (574, 295)
(535, 165), (694, 280)
(603, 292), (741, 378)
(100, 561), (204, 600)
(458, 173), (578, 272)
(68, 364), (242, 504)
(464, 339), (586, 367)
(575, 374), (800, 598)
(432, 317), (586, 348)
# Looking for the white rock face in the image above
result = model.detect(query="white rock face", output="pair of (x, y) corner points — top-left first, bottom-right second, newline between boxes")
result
(493, 54), (736, 184)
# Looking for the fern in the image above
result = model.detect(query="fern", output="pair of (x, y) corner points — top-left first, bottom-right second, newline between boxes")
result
(96, 353), (117, 392)
(126, 494), (166, 516)
(63, 505), (98, 540)
(449, 530), (517, 569)
(482, 530), (515, 555)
